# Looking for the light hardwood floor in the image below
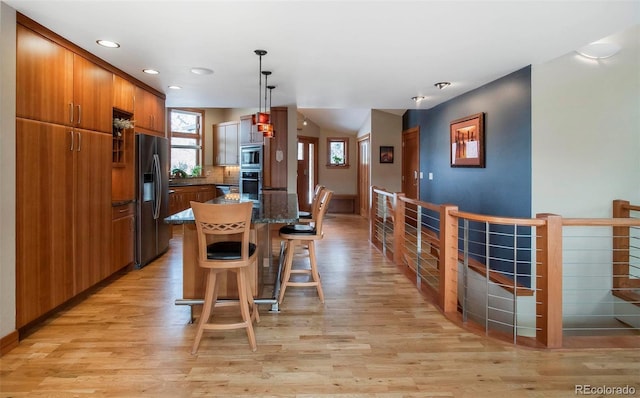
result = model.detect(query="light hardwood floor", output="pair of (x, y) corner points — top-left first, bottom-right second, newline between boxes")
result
(1, 214), (639, 397)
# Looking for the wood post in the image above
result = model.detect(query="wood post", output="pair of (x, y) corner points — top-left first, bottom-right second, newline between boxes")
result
(535, 213), (563, 348)
(370, 186), (378, 247)
(440, 205), (459, 314)
(612, 200), (631, 289)
(393, 194), (406, 266)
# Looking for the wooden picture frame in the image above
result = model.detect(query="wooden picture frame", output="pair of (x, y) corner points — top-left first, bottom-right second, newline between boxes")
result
(450, 113), (485, 167)
(380, 146), (394, 163)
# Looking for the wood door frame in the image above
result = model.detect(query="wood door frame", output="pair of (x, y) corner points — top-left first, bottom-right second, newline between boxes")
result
(402, 126), (420, 199)
(357, 134), (371, 218)
(297, 135), (319, 211)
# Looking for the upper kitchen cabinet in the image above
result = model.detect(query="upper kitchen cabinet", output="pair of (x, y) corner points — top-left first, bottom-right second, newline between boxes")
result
(213, 121), (239, 166)
(135, 86), (166, 136)
(239, 114), (264, 145)
(16, 24), (113, 134)
(113, 75), (135, 113)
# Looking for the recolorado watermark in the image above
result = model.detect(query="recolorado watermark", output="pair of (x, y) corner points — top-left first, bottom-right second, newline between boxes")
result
(575, 384), (636, 395)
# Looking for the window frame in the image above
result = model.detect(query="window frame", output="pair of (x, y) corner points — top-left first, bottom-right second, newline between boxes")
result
(169, 108), (205, 177)
(326, 136), (349, 168)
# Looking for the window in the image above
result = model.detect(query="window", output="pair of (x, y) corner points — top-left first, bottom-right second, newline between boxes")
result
(327, 137), (349, 168)
(170, 109), (204, 176)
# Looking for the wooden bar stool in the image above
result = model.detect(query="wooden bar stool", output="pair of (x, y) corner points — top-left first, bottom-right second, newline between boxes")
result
(190, 201), (260, 354)
(278, 189), (333, 304)
(298, 184), (325, 221)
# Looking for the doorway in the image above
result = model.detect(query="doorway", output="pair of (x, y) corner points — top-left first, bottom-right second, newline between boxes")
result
(357, 135), (370, 218)
(297, 136), (319, 212)
(402, 127), (420, 200)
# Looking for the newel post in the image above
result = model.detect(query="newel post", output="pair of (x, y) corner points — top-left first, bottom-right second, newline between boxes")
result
(370, 186), (378, 245)
(393, 193), (406, 266)
(612, 200), (630, 290)
(439, 204), (459, 314)
(535, 213), (563, 348)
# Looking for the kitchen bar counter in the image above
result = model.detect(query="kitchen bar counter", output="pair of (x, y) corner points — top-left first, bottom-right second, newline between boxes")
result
(165, 192), (299, 224)
(165, 192), (298, 315)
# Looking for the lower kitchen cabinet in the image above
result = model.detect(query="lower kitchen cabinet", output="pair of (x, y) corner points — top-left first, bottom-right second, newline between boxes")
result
(168, 184), (216, 215)
(111, 203), (135, 274)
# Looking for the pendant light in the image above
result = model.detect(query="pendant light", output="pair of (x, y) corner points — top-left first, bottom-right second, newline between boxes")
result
(262, 85), (276, 138)
(257, 71), (275, 138)
(252, 49), (270, 127)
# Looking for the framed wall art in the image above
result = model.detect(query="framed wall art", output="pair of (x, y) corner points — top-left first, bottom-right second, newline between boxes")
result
(380, 146), (394, 163)
(450, 112), (485, 167)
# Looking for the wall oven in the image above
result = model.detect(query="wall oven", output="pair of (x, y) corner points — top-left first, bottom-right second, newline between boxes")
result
(240, 145), (263, 169)
(240, 170), (262, 201)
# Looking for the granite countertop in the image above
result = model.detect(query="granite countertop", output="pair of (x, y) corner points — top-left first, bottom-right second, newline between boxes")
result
(165, 192), (299, 225)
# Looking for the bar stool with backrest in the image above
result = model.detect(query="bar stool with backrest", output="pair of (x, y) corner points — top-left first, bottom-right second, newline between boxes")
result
(190, 201), (260, 354)
(278, 189), (333, 304)
(298, 184), (325, 222)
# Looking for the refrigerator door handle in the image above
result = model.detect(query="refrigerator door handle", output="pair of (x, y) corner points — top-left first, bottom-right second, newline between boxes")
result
(152, 154), (161, 220)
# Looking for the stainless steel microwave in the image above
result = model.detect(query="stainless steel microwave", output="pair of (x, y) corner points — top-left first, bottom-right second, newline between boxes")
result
(240, 145), (262, 169)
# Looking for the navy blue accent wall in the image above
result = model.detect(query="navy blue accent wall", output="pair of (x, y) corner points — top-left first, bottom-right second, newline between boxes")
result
(403, 66), (532, 286)
(403, 66), (532, 217)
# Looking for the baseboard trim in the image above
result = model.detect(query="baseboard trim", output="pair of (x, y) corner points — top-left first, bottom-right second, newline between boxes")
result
(0, 329), (19, 356)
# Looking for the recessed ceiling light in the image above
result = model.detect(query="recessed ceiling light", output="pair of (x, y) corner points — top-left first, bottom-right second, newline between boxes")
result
(576, 42), (621, 59)
(96, 39), (120, 48)
(434, 82), (451, 90)
(168, 85), (182, 90)
(143, 69), (159, 75)
(411, 96), (426, 103)
(190, 67), (214, 75)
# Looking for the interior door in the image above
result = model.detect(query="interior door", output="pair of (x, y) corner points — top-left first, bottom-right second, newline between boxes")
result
(296, 136), (319, 212)
(402, 127), (420, 229)
(402, 127), (420, 199)
(357, 135), (370, 218)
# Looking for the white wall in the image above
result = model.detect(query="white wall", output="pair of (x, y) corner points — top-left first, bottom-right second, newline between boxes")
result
(532, 25), (640, 324)
(0, 1), (16, 339)
(318, 129), (358, 195)
(370, 110), (403, 192)
(532, 25), (640, 217)
(357, 112), (371, 138)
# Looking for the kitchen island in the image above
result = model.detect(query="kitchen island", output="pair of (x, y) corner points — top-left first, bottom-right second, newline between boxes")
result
(165, 192), (299, 314)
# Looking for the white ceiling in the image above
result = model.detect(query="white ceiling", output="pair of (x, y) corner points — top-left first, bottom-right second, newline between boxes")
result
(5, 0), (639, 132)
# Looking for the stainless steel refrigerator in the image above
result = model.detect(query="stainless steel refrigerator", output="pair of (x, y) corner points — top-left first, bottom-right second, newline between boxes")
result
(135, 134), (170, 268)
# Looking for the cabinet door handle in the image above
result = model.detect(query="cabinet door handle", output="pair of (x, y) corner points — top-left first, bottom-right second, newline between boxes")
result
(119, 209), (128, 213)
(70, 131), (74, 151)
(76, 105), (82, 125)
(76, 132), (82, 152)
(69, 103), (74, 124)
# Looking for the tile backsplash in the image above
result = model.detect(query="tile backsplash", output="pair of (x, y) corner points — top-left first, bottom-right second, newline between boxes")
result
(204, 165), (239, 185)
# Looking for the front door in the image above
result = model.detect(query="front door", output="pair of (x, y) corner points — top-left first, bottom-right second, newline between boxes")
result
(297, 136), (319, 212)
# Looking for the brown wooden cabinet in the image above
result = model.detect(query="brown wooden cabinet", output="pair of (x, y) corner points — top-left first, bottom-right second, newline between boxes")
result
(135, 86), (165, 136)
(263, 106), (288, 189)
(168, 185), (216, 215)
(111, 127), (135, 201)
(113, 75), (135, 113)
(16, 119), (112, 327)
(213, 121), (239, 165)
(239, 115), (264, 145)
(111, 203), (135, 275)
(74, 128), (112, 291)
(16, 25), (113, 134)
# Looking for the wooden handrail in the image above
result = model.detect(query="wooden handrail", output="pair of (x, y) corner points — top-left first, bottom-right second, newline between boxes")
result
(398, 195), (441, 213)
(450, 210), (546, 226)
(562, 218), (640, 227)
